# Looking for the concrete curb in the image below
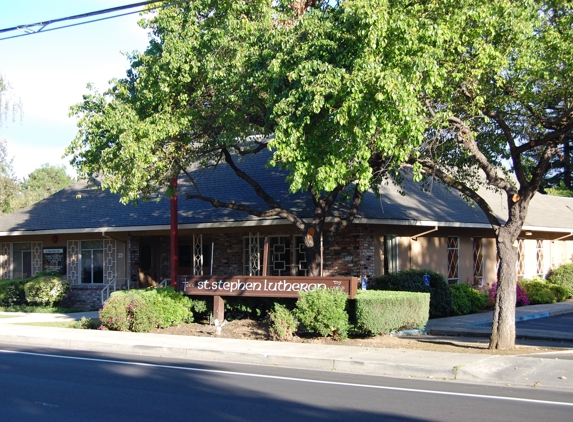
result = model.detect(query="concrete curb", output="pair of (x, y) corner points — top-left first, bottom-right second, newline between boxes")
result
(1, 302), (573, 390)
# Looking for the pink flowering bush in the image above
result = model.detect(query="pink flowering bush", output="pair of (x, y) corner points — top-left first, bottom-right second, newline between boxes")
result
(487, 282), (530, 307)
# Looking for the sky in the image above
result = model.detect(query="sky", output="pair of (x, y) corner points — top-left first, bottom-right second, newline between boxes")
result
(0, 1), (156, 179)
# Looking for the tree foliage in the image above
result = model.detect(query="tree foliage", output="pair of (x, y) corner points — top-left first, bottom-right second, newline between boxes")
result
(0, 143), (74, 214)
(17, 164), (75, 208)
(67, 0), (457, 274)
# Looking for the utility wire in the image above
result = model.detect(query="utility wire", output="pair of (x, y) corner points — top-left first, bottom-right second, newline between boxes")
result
(0, 10), (143, 41)
(0, 0), (165, 41)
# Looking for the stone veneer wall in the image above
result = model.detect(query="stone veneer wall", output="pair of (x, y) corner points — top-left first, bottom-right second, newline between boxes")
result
(322, 226), (374, 278)
(60, 285), (105, 310)
(128, 236), (140, 287)
(130, 227), (375, 283)
(208, 232), (245, 275)
(159, 235), (170, 281)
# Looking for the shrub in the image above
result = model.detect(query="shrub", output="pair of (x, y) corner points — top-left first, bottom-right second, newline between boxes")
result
(355, 290), (429, 335)
(224, 297), (287, 320)
(550, 284), (570, 302)
(449, 284), (487, 315)
(268, 303), (298, 340)
(190, 298), (209, 316)
(146, 287), (194, 327)
(547, 263), (573, 298)
(73, 316), (102, 330)
(488, 282), (530, 307)
(99, 294), (151, 332)
(519, 277), (570, 304)
(0, 280), (26, 307)
(99, 287), (193, 332)
(369, 269), (453, 319)
(24, 276), (70, 307)
(450, 284), (471, 315)
(295, 288), (349, 340)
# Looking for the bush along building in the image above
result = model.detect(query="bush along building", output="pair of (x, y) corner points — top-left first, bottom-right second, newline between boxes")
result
(0, 152), (572, 309)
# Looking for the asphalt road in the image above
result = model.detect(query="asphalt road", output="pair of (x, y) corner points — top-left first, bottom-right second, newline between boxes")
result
(516, 313), (573, 333)
(1, 345), (572, 422)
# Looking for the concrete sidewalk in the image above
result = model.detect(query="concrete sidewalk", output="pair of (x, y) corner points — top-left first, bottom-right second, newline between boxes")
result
(426, 300), (573, 342)
(0, 302), (572, 391)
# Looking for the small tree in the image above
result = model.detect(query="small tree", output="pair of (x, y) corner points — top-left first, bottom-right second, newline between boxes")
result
(415, 0), (573, 349)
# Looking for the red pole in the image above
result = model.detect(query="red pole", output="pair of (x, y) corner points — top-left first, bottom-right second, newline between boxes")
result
(170, 177), (178, 288)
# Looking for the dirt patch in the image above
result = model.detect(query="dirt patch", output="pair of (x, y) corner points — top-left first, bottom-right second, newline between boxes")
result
(150, 319), (563, 356)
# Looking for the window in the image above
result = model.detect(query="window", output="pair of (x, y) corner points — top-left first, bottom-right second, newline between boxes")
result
(243, 235), (307, 276)
(294, 237), (308, 276)
(384, 235), (398, 274)
(244, 233), (261, 276)
(81, 240), (104, 284)
(269, 237), (292, 276)
(473, 238), (484, 286)
(536, 239), (544, 276)
(517, 239), (525, 278)
(13, 242), (32, 279)
(447, 237), (459, 284)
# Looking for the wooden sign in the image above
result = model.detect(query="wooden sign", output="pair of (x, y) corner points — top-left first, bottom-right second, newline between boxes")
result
(178, 275), (359, 299)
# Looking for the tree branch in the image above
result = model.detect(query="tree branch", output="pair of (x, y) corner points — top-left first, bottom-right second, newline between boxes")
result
(447, 116), (517, 194)
(416, 157), (502, 229)
(323, 185), (364, 250)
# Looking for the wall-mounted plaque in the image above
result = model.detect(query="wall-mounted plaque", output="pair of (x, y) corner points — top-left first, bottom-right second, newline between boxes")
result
(43, 248), (66, 275)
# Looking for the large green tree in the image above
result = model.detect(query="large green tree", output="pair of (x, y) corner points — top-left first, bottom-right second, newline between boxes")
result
(415, 0), (573, 349)
(16, 164), (75, 208)
(68, 0), (454, 275)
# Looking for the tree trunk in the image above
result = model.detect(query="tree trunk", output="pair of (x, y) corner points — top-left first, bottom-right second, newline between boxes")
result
(489, 228), (518, 349)
(304, 231), (321, 277)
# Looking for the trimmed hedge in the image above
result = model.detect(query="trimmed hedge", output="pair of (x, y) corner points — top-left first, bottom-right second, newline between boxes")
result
(355, 290), (429, 335)
(369, 269), (453, 318)
(99, 287), (194, 332)
(547, 263), (573, 298)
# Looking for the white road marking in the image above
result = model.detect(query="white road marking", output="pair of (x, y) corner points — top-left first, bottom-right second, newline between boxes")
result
(2, 349), (572, 407)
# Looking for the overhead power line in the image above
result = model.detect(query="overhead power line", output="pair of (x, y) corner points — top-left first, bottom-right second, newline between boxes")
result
(0, 0), (165, 41)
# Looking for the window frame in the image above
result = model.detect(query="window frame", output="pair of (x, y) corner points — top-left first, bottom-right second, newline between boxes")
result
(447, 236), (460, 284)
(80, 240), (104, 284)
(12, 242), (32, 279)
(473, 237), (484, 287)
